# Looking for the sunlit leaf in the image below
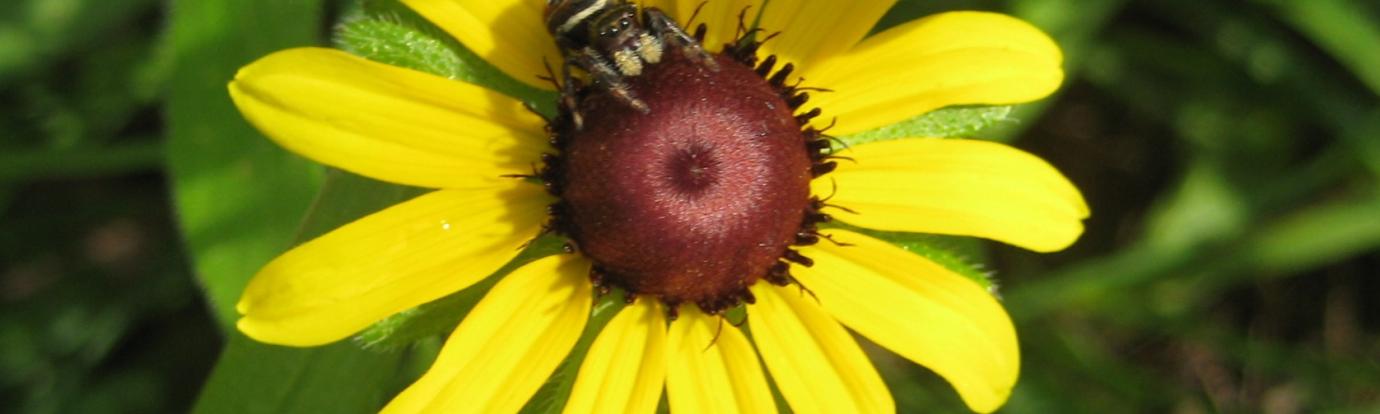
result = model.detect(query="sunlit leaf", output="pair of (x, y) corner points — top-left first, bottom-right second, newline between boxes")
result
(168, 0), (420, 413)
(166, 0), (326, 332)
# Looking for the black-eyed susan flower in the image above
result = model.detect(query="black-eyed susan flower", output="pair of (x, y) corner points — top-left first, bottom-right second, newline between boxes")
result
(227, 0), (1088, 412)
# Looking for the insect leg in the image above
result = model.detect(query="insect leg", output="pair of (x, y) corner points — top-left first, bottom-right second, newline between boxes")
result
(556, 58), (586, 130)
(642, 7), (719, 71)
(572, 47), (649, 113)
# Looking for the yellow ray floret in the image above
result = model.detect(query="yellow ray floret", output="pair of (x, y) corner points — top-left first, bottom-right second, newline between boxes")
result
(666, 312), (775, 413)
(564, 301), (667, 414)
(749, 284), (894, 414)
(383, 254), (592, 413)
(229, 48), (548, 190)
(795, 230), (1020, 413)
(236, 183), (549, 346)
(817, 138), (1088, 252)
(807, 11), (1065, 136)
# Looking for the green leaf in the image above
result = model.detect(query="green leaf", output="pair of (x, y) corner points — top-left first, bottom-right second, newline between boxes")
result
(192, 335), (405, 414)
(1264, 0), (1380, 96)
(838, 105), (1016, 147)
(191, 170), (428, 413)
(166, 0), (422, 412)
(165, 0), (327, 331)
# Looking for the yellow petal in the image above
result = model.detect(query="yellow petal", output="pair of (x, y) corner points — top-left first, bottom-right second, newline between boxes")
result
(563, 301), (666, 414)
(228, 47), (548, 189)
(794, 230), (1018, 413)
(660, 0), (755, 53)
(818, 138), (1088, 252)
(236, 183), (549, 346)
(756, 0), (896, 71)
(666, 312), (774, 413)
(400, 0), (561, 89)
(637, 0), (674, 9)
(637, 0), (676, 14)
(748, 284), (893, 414)
(383, 254), (592, 413)
(808, 11), (1065, 136)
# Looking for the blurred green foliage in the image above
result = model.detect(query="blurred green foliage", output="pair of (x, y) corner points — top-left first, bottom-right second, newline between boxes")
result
(1, 0), (1377, 413)
(1, 0), (213, 412)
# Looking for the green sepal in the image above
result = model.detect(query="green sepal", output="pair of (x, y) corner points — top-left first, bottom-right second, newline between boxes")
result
(335, 0), (557, 115)
(838, 105), (1015, 147)
(334, 19), (467, 83)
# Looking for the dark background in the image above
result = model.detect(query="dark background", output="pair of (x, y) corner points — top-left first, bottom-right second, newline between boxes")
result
(2, 0), (1377, 412)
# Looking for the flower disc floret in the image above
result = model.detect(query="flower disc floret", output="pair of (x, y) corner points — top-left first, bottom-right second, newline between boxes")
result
(551, 52), (815, 315)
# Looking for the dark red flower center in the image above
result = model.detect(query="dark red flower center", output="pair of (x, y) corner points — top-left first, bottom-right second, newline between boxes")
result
(542, 40), (835, 318)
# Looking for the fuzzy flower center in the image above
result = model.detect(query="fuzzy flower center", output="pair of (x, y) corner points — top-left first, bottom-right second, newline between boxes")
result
(551, 51), (815, 315)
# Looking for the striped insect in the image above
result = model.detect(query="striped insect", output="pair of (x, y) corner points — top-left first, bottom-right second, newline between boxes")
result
(544, 0), (717, 119)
